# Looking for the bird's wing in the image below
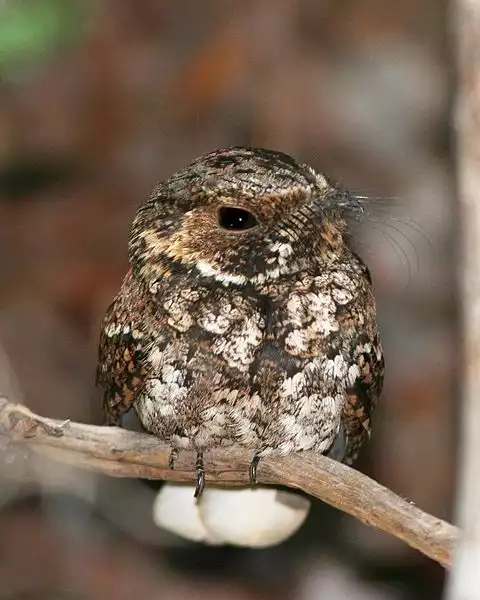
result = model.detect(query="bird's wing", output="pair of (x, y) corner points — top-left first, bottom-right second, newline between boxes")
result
(96, 299), (153, 426)
(343, 332), (384, 465)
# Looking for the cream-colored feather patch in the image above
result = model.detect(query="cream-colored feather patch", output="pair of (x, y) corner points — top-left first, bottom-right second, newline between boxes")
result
(153, 483), (310, 548)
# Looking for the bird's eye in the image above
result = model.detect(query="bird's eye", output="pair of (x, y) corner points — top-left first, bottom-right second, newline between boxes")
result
(218, 206), (258, 231)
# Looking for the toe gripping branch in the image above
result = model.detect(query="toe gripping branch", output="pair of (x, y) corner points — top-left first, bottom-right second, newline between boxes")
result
(194, 451), (205, 498)
(167, 449), (260, 498)
(167, 447), (205, 498)
(194, 452), (260, 497)
(249, 454), (260, 484)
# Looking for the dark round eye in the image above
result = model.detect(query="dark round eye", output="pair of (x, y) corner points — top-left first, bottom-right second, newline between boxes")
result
(218, 206), (258, 231)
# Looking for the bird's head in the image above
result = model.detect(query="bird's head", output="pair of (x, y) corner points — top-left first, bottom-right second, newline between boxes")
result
(129, 147), (365, 291)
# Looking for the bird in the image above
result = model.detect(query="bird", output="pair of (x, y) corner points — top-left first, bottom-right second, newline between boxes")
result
(96, 146), (384, 505)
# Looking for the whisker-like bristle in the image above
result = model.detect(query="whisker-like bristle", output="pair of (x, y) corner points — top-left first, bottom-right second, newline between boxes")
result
(354, 196), (433, 246)
(346, 193), (438, 287)
(379, 220), (420, 274)
(372, 224), (413, 287)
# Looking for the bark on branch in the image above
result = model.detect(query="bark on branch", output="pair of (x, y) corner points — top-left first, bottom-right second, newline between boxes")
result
(0, 397), (458, 568)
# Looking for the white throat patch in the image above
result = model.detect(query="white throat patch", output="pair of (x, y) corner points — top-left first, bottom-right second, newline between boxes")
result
(196, 260), (247, 286)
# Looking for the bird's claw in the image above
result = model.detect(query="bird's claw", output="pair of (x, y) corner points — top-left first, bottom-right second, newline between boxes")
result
(249, 454), (260, 484)
(168, 447), (178, 470)
(194, 451), (205, 498)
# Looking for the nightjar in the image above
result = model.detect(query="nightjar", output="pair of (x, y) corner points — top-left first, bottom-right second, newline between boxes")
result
(96, 146), (384, 499)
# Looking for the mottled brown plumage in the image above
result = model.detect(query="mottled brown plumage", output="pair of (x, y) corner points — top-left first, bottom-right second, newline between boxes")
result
(96, 147), (384, 496)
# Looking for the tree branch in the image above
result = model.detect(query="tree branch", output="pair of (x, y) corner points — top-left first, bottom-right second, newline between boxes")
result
(0, 397), (458, 568)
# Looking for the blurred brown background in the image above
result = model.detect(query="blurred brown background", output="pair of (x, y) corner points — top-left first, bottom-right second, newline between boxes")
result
(0, 1), (455, 599)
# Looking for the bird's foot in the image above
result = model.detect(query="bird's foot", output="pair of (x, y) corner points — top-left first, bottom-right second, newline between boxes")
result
(168, 447), (178, 470)
(249, 454), (260, 484)
(194, 451), (205, 498)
